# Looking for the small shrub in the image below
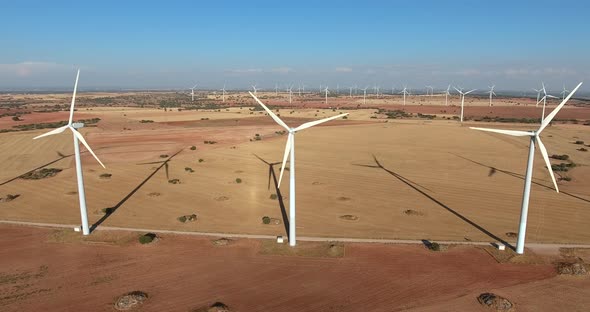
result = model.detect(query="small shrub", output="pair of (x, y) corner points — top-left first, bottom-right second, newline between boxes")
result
(138, 233), (157, 244)
(99, 173), (112, 179)
(550, 154), (569, 160)
(578, 148), (588, 152)
(159, 154), (168, 158)
(269, 194), (278, 200)
(178, 215), (187, 223)
(185, 167), (194, 173)
(235, 178), (242, 184)
(12, 116), (21, 121)
(168, 179), (181, 184)
(139, 119), (154, 123)
(574, 140), (585, 145)
(262, 216), (271, 224)
(190, 146), (197, 150)
(20, 168), (62, 180)
(198, 158), (204, 163)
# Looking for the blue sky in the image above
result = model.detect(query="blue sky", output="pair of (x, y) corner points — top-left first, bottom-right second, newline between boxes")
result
(0, 0), (589, 92)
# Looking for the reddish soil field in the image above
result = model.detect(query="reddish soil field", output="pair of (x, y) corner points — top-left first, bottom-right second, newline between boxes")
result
(0, 111), (101, 130)
(2, 225), (588, 312)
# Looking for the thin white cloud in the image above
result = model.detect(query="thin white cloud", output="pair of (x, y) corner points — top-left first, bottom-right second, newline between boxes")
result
(0, 61), (70, 77)
(270, 67), (293, 74)
(335, 67), (353, 73)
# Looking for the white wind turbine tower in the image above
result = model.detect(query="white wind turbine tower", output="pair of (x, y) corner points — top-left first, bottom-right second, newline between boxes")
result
(336, 84), (339, 94)
(190, 84), (198, 102)
(33, 70), (105, 236)
(470, 82), (582, 254)
(487, 85), (497, 107)
(442, 85), (451, 106)
(454, 87), (476, 123)
(298, 83), (302, 96)
(249, 92), (348, 246)
(324, 85), (330, 104)
(399, 86), (409, 105)
(252, 84), (258, 95)
(425, 86), (433, 96)
(275, 83), (278, 96)
(539, 83), (559, 123)
(349, 86), (353, 98)
(561, 84), (569, 101)
(361, 86), (368, 104)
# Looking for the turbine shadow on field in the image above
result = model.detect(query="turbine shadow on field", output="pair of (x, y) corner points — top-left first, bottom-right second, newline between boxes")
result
(253, 154), (290, 237)
(0, 151), (75, 186)
(452, 153), (590, 204)
(356, 154), (514, 250)
(90, 149), (183, 233)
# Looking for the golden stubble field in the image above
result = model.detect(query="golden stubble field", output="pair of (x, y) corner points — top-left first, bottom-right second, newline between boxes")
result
(0, 102), (589, 245)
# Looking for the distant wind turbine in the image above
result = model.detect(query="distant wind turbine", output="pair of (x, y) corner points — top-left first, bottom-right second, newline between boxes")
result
(487, 85), (497, 107)
(252, 84), (258, 95)
(454, 87), (476, 123)
(34, 70), (105, 236)
(190, 84), (198, 102)
(539, 83), (558, 123)
(361, 86), (368, 105)
(533, 86), (542, 107)
(399, 86), (409, 106)
(324, 86), (330, 105)
(470, 82), (582, 254)
(442, 85), (451, 106)
(287, 85), (293, 104)
(221, 83), (227, 102)
(249, 92), (348, 246)
(561, 84), (569, 101)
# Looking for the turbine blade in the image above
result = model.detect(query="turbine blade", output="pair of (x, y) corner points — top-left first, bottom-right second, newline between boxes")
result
(278, 133), (292, 187)
(536, 137), (559, 192)
(469, 127), (532, 137)
(539, 82), (583, 133)
(68, 69), (80, 125)
(249, 91), (290, 131)
(453, 87), (461, 93)
(465, 89), (476, 94)
(294, 113), (349, 131)
(33, 125), (69, 139)
(70, 128), (106, 168)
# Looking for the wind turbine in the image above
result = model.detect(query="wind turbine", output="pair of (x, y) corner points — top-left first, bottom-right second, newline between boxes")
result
(249, 92), (348, 246)
(425, 86), (433, 96)
(539, 83), (558, 123)
(561, 84), (569, 101)
(287, 85), (293, 104)
(324, 86), (330, 104)
(442, 85), (451, 106)
(487, 85), (497, 107)
(275, 83), (278, 96)
(361, 86), (368, 105)
(298, 83), (302, 96)
(454, 87), (476, 123)
(190, 84), (198, 102)
(33, 70), (105, 236)
(336, 84), (339, 94)
(533, 86), (542, 107)
(349, 86), (353, 98)
(252, 84), (258, 95)
(470, 82), (582, 254)
(399, 86), (409, 105)
(220, 83), (227, 102)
